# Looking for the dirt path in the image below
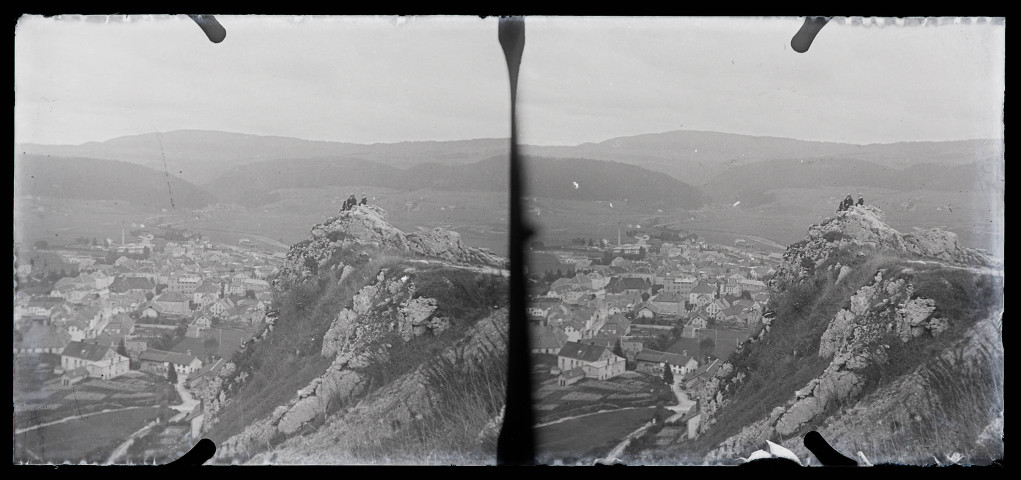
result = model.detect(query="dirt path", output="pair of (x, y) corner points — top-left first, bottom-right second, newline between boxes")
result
(600, 379), (695, 462)
(535, 406), (647, 429)
(665, 382), (696, 423)
(107, 378), (198, 463)
(14, 406), (149, 435)
(169, 377), (199, 422)
(105, 418), (160, 464)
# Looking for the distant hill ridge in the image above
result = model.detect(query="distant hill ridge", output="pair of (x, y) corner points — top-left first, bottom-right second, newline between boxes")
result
(703, 158), (994, 207)
(193, 154), (708, 209)
(15, 154), (214, 209)
(19, 129), (1001, 186)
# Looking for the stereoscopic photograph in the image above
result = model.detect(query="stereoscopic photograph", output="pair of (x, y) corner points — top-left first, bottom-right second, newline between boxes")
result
(13, 15), (1004, 466)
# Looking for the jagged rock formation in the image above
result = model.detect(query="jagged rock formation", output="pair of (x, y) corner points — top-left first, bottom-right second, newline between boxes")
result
(275, 205), (507, 287)
(203, 206), (509, 464)
(247, 309), (508, 464)
(769, 205), (991, 290)
(212, 265), (505, 462)
(691, 206), (1003, 465)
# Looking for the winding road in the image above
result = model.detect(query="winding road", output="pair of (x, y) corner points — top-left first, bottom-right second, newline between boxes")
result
(600, 378), (696, 462)
(105, 377), (199, 464)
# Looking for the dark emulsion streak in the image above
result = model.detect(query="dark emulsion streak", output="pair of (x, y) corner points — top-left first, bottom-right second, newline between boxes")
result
(496, 16), (537, 466)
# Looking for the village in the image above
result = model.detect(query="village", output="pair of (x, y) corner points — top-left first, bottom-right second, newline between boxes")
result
(13, 216), (780, 463)
(13, 225), (284, 463)
(528, 224), (781, 457)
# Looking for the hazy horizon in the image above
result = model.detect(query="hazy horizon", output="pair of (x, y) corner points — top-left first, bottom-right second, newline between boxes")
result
(14, 126), (1005, 149)
(15, 16), (1005, 147)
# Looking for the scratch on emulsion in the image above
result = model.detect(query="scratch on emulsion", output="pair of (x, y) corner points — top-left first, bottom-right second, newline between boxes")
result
(155, 131), (176, 210)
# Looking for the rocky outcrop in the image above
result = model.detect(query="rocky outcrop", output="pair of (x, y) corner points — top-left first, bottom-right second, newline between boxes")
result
(213, 262), (508, 463)
(244, 308), (509, 465)
(696, 206), (1003, 464)
(789, 311), (1003, 464)
(275, 205), (506, 287)
(769, 205), (990, 293)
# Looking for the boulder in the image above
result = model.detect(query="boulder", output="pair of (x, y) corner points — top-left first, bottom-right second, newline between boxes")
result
(338, 265), (354, 284)
(836, 265), (853, 283)
(321, 308), (359, 358)
(819, 309), (856, 358)
(397, 297), (439, 341)
(352, 284), (379, 316)
(850, 284), (877, 316)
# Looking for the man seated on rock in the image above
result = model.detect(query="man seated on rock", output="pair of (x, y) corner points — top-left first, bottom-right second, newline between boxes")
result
(360, 193), (367, 206)
(857, 194), (864, 206)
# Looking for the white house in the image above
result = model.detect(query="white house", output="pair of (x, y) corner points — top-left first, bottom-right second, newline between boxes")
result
(60, 341), (130, 380)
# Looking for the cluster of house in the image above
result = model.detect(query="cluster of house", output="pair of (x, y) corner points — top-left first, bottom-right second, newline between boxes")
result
(548, 336), (720, 392)
(635, 274), (769, 331)
(14, 233), (283, 388)
(53, 338), (206, 388)
(527, 237), (779, 392)
(137, 271), (274, 333)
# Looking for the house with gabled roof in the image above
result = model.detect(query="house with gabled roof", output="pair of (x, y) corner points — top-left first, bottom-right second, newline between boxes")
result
(662, 275), (698, 295)
(556, 341), (625, 381)
(24, 296), (65, 319)
(738, 278), (767, 294)
(192, 282), (221, 303)
(155, 291), (191, 316)
(650, 291), (686, 316)
(103, 313), (135, 336)
(527, 296), (561, 318)
(557, 367), (586, 386)
(530, 325), (568, 354)
(706, 297), (732, 317)
(688, 283), (717, 305)
(562, 319), (585, 343)
(607, 277), (652, 296)
(635, 349), (698, 378)
(139, 349), (203, 377)
(683, 358), (722, 390)
(598, 313), (631, 338)
(635, 301), (660, 320)
(60, 341), (129, 379)
(15, 323), (71, 354)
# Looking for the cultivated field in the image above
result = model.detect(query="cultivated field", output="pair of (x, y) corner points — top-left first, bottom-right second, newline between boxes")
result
(667, 328), (752, 363)
(531, 354), (673, 423)
(14, 354), (176, 430)
(14, 406), (170, 464)
(535, 407), (656, 462)
(169, 327), (255, 361)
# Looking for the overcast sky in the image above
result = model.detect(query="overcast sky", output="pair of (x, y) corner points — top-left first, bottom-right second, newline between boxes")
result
(14, 15), (1005, 147)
